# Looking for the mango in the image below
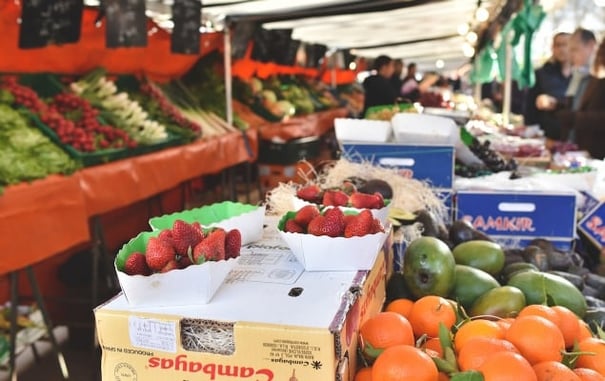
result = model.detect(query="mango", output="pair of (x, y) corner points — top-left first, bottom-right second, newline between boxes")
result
(403, 237), (456, 299)
(469, 286), (526, 318)
(450, 265), (500, 311)
(507, 271), (587, 318)
(452, 240), (505, 276)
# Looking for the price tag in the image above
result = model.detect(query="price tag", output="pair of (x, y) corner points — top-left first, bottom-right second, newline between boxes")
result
(19, 0), (84, 49)
(105, 0), (147, 48)
(171, 0), (202, 55)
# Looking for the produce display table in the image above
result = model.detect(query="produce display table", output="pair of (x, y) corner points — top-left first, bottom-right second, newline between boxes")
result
(258, 107), (349, 141)
(0, 129), (257, 275)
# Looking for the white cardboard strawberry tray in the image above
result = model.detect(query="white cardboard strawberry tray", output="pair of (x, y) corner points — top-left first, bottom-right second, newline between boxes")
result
(292, 195), (392, 225)
(277, 211), (390, 272)
(148, 201), (265, 245)
(114, 230), (237, 307)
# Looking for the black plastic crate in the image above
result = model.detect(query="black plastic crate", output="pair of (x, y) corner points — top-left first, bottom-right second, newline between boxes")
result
(258, 136), (321, 165)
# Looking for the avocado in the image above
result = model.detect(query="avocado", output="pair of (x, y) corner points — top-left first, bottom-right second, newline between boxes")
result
(450, 265), (500, 310)
(507, 271), (588, 318)
(584, 308), (605, 330)
(584, 273), (605, 297)
(585, 296), (605, 308)
(452, 240), (505, 276)
(522, 245), (550, 272)
(503, 248), (526, 267)
(386, 272), (413, 303)
(502, 262), (539, 283)
(469, 286), (526, 318)
(358, 179), (393, 200)
(403, 237), (456, 299)
(449, 220), (493, 246)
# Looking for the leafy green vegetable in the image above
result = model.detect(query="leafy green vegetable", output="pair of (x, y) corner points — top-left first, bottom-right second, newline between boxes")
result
(0, 103), (79, 186)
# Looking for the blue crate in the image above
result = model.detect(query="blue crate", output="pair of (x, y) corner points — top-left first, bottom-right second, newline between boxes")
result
(579, 201), (605, 250)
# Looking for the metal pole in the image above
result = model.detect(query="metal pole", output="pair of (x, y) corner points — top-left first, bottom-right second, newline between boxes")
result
(502, 31), (513, 127)
(224, 27), (234, 126)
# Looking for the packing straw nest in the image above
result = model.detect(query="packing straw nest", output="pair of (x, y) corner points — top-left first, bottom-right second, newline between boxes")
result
(265, 158), (448, 243)
(181, 318), (235, 355)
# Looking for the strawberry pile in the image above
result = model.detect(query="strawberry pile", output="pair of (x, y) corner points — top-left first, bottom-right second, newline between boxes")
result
(297, 184), (386, 209)
(122, 220), (242, 276)
(47, 93), (138, 151)
(282, 205), (384, 238)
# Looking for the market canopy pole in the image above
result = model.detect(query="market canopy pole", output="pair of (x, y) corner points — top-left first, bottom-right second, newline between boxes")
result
(224, 27), (233, 126)
(502, 31), (513, 127)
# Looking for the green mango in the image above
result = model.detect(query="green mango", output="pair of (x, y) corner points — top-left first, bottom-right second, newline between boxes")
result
(507, 271), (587, 318)
(450, 265), (500, 311)
(470, 286), (526, 318)
(453, 240), (505, 276)
(403, 237), (456, 299)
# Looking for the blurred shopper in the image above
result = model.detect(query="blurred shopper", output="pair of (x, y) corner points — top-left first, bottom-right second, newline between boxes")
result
(362, 55), (397, 116)
(525, 32), (571, 140)
(389, 59), (404, 95)
(566, 28), (597, 111)
(559, 38), (605, 159)
(401, 62), (420, 101)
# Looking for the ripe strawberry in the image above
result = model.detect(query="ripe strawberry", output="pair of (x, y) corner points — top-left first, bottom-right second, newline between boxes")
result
(145, 237), (176, 271)
(371, 218), (384, 234)
(172, 220), (204, 256)
(372, 192), (385, 208)
(296, 184), (321, 202)
(307, 214), (342, 237)
(324, 208), (345, 236)
(124, 252), (151, 276)
(343, 214), (357, 227)
(193, 228), (226, 263)
(158, 229), (175, 248)
(192, 221), (203, 233)
(284, 219), (304, 233)
(349, 192), (383, 209)
(344, 210), (374, 238)
(294, 205), (320, 228)
(323, 190), (349, 207)
(341, 180), (357, 195)
(225, 229), (242, 259)
(160, 259), (179, 273)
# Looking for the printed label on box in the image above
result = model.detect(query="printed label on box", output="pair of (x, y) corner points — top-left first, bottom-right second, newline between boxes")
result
(128, 316), (177, 353)
(340, 143), (455, 189)
(579, 201), (605, 249)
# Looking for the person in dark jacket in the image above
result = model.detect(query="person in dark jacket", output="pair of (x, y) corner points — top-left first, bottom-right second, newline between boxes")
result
(362, 55), (396, 116)
(389, 59), (404, 95)
(525, 32), (571, 139)
(560, 38), (605, 159)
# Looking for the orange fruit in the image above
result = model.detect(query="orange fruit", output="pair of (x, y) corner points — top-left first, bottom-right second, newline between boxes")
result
(359, 312), (415, 358)
(408, 296), (456, 338)
(551, 306), (581, 349)
(576, 338), (605, 376)
(422, 337), (443, 358)
(457, 336), (519, 371)
(505, 315), (565, 365)
(453, 319), (505, 351)
(533, 361), (580, 381)
(578, 321), (594, 342)
(385, 298), (414, 319)
(496, 317), (515, 333)
(372, 345), (439, 381)
(354, 367), (373, 381)
(438, 372), (450, 381)
(573, 368), (604, 381)
(478, 351), (537, 381)
(518, 305), (561, 326)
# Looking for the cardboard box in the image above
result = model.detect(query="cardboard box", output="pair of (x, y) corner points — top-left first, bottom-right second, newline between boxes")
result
(579, 201), (605, 250)
(95, 224), (389, 381)
(339, 142), (455, 190)
(455, 190), (577, 249)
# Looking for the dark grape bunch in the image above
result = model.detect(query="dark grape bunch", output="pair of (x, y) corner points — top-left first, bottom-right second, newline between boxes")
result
(470, 138), (517, 173)
(455, 162), (493, 178)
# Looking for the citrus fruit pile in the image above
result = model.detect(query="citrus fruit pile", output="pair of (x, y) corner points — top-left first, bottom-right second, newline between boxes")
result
(356, 298), (605, 381)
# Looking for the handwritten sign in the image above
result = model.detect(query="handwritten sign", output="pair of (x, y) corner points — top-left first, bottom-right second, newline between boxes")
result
(105, 0), (147, 48)
(19, 0), (84, 49)
(171, 0), (202, 55)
